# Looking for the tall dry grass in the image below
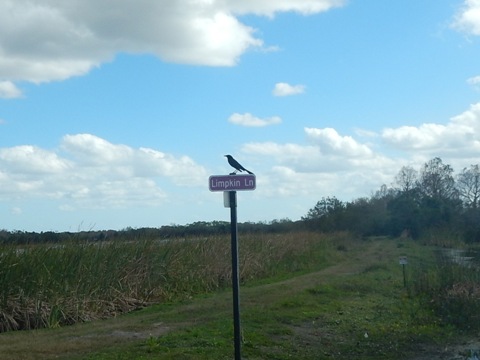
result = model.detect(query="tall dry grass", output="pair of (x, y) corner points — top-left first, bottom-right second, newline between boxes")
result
(0, 231), (347, 332)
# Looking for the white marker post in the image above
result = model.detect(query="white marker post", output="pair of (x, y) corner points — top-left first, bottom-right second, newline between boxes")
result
(209, 173), (256, 360)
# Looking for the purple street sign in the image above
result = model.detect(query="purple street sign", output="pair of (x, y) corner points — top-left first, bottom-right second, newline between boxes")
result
(209, 174), (256, 192)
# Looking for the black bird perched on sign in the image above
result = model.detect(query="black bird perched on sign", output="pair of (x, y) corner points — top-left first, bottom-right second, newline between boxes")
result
(225, 155), (254, 175)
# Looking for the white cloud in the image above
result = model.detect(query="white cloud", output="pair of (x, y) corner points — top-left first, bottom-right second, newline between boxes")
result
(0, 81), (22, 98)
(305, 127), (374, 157)
(242, 127), (397, 198)
(0, 134), (207, 207)
(226, 0), (345, 17)
(0, 145), (71, 174)
(0, 0), (344, 85)
(228, 113), (282, 127)
(452, 0), (480, 35)
(382, 102), (480, 157)
(61, 134), (134, 166)
(273, 82), (306, 96)
(382, 124), (448, 150)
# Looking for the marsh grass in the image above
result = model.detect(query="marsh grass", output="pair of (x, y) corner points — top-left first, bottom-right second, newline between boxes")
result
(0, 231), (339, 332)
(0, 239), (168, 332)
(409, 247), (480, 331)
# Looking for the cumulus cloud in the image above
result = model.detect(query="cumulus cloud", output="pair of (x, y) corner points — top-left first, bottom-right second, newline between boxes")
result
(242, 127), (396, 199)
(273, 82), (306, 96)
(0, 81), (22, 98)
(382, 102), (480, 157)
(61, 134), (134, 166)
(305, 127), (374, 157)
(243, 127), (389, 171)
(0, 145), (71, 175)
(0, 0), (344, 85)
(228, 112), (282, 127)
(0, 134), (207, 208)
(452, 0), (480, 35)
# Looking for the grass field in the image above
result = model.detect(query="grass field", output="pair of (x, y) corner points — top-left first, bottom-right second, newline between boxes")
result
(0, 232), (479, 359)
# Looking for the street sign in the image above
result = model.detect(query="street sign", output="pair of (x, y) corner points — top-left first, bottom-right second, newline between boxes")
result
(209, 174), (256, 192)
(209, 173), (256, 359)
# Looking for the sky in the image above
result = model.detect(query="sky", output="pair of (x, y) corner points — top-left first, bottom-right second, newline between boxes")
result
(1, 0), (480, 232)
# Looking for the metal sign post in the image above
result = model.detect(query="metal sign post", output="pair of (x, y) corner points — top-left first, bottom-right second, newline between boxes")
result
(399, 256), (408, 288)
(229, 190), (241, 360)
(209, 174), (256, 360)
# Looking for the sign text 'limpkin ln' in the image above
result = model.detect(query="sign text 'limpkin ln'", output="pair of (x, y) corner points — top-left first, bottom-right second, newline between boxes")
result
(209, 174), (256, 192)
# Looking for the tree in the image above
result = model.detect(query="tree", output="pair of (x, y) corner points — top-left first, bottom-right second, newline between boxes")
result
(302, 196), (345, 232)
(456, 164), (480, 242)
(302, 197), (344, 221)
(387, 193), (422, 237)
(395, 165), (418, 193)
(418, 157), (457, 200)
(345, 196), (390, 236)
(414, 157), (462, 232)
(457, 164), (480, 209)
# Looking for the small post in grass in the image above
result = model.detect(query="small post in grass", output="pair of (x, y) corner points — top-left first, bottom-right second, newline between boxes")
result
(399, 256), (408, 288)
(209, 173), (256, 360)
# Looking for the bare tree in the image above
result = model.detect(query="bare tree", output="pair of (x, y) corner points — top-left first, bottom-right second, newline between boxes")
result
(457, 164), (480, 209)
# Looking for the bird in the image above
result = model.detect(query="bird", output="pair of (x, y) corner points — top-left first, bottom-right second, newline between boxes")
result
(224, 155), (254, 175)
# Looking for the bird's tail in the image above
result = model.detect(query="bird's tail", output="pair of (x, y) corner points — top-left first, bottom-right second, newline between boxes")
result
(246, 169), (254, 175)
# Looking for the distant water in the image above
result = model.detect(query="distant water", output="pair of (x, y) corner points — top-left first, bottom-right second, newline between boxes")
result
(442, 248), (480, 267)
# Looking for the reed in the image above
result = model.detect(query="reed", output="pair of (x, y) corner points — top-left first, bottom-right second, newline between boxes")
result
(409, 247), (480, 330)
(0, 231), (342, 332)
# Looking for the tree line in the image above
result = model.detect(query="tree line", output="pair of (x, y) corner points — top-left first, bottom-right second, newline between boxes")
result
(302, 157), (480, 242)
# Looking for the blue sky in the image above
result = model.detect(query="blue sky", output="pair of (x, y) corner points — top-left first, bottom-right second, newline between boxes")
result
(1, 0), (480, 232)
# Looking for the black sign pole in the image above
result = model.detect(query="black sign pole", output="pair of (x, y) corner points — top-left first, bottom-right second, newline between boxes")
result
(229, 190), (242, 360)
